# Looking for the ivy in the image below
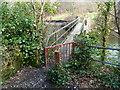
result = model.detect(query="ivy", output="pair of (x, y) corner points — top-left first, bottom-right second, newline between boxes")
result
(48, 64), (70, 86)
(1, 2), (59, 83)
(1, 2), (58, 67)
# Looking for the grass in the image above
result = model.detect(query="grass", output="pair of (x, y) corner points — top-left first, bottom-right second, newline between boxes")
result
(51, 13), (70, 20)
(87, 12), (98, 20)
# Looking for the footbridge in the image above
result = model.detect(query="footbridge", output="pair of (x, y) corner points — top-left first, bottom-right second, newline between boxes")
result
(45, 17), (87, 70)
(45, 17), (87, 46)
(45, 17), (120, 71)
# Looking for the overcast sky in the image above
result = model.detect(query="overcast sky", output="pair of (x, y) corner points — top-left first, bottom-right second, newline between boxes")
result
(3, 0), (120, 2)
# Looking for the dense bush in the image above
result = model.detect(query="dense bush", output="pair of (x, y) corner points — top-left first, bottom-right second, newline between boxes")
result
(1, 2), (59, 83)
(68, 33), (95, 71)
(1, 2), (44, 67)
(48, 64), (70, 86)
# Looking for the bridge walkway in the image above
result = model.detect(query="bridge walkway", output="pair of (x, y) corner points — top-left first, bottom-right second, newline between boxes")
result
(64, 22), (83, 43)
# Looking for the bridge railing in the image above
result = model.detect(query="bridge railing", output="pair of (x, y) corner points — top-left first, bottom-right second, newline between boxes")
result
(88, 46), (120, 66)
(45, 40), (120, 71)
(45, 41), (75, 71)
(45, 18), (80, 46)
(89, 46), (120, 51)
(59, 18), (87, 44)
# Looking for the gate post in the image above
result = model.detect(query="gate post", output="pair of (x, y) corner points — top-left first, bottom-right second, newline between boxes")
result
(54, 50), (61, 64)
(45, 48), (49, 71)
(72, 42), (74, 52)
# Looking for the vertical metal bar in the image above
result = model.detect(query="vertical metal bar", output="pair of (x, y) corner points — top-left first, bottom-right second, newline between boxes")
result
(65, 44), (67, 60)
(52, 48), (55, 66)
(55, 33), (57, 45)
(45, 48), (49, 71)
(48, 49), (51, 69)
(59, 45), (62, 61)
(61, 45), (63, 61)
(54, 46), (56, 65)
(85, 19), (87, 26)
(69, 43), (70, 58)
(63, 45), (65, 61)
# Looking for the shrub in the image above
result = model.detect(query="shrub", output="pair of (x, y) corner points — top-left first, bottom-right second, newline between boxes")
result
(48, 64), (71, 86)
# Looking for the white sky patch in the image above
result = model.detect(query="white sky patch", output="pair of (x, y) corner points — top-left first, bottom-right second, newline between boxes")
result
(2, 0), (120, 2)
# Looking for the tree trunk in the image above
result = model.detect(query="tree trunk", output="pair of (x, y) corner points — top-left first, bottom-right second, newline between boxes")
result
(115, 1), (120, 60)
(101, 12), (108, 61)
(101, 36), (106, 61)
(117, 2), (120, 61)
(40, 1), (45, 47)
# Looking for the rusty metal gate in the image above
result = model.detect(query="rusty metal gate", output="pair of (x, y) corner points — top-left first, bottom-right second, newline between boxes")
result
(45, 41), (74, 71)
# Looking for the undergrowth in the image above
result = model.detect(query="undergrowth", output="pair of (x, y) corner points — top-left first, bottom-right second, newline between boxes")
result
(48, 64), (71, 86)
(48, 33), (120, 88)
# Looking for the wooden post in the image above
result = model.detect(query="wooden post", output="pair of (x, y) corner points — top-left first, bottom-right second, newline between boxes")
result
(72, 42), (74, 52)
(71, 42), (75, 58)
(54, 50), (61, 64)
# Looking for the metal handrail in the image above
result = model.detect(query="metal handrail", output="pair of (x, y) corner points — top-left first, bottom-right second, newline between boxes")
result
(89, 46), (120, 51)
(50, 20), (79, 46)
(89, 58), (120, 66)
(46, 18), (80, 46)
(61, 18), (86, 44)
(88, 45), (120, 66)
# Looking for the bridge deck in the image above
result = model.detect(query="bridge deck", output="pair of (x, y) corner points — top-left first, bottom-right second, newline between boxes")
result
(64, 22), (83, 43)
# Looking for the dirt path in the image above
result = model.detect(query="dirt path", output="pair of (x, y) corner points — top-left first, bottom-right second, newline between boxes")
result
(2, 66), (57, 88)
(2, 65), (100, 88)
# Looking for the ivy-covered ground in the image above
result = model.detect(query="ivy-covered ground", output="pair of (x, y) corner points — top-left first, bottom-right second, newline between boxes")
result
(3, 64), (119, 88)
